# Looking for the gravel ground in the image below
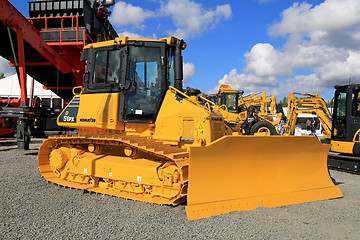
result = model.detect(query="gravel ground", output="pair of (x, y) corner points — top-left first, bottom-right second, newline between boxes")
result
(1, 138), (359, 240)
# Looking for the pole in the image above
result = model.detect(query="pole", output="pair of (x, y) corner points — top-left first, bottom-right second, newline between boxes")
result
(16, 28), (30, 150)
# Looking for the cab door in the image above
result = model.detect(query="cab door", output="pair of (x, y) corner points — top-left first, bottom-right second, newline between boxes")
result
(124, 42), (166, 123)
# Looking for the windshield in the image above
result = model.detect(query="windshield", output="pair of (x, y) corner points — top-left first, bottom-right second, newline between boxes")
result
(167, 49), (175, 88)
(221, 93), (238, 112)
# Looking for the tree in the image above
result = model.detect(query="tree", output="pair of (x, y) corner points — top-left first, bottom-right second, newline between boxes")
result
(278, 96), (288, 107)
(326, 99), (334, 109)
(0, 73), (5, 79)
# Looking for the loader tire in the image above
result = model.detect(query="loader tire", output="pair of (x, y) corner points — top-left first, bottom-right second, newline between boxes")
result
(250, 120), (277, 135)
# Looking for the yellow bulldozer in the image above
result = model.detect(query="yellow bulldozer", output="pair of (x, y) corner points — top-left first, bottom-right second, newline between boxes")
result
(38, 36), (342, 220)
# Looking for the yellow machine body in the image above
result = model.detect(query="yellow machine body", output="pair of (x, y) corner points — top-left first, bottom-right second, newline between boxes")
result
(57, 87), (223, 144)
(38, 36), (343, 220)
(58, 92), (122, 130)
(331, 128), (360, 154)
(329, 84), (360, 158)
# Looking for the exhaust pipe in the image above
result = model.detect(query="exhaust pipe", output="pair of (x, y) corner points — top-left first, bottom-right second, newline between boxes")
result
(174, 39), (184, 92)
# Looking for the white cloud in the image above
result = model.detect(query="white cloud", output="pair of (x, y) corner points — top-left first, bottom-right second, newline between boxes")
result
(309, 29), (360, 49)
(244, 40), (348, 79)
(244, 43), (292, 77)
(118, 31), (157, 39)
(213, 0), (360, 98)
(314, 50), (360, 85)
(110, 1), (232, 40)
(110, 1), (154, 29)
(269, 0), (360, 36)
(183, 62), (196, 81)
(209, 69), (278, 94)
(160, 0), (232, 39)
(271, 74), (323, 97)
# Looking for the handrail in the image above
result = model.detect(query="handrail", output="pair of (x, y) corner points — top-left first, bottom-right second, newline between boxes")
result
(72, 86), (83, 95)
(169, 86), (213, 116)
(169, 86), (191, 99)
(198, 95), (216, 106)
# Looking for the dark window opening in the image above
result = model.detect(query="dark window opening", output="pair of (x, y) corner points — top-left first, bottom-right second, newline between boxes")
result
(333, 89), (347, 139)
(351, 87), (360, 117)
(93, 49), (120, 84)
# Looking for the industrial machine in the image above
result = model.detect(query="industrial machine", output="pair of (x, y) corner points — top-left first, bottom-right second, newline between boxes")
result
(283, 92), (332, 138)
(207, 85), (359, 173)
(38, 36), (342, 220)
(328, 84), (360, 173)
(206, 85), (282, 135)
(212, 87), (333, 138)
(239, 90), (282, 135)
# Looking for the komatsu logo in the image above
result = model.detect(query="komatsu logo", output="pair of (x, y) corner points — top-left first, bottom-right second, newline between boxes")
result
(80, 118), (96, 123)
(63, 115), (75, 122)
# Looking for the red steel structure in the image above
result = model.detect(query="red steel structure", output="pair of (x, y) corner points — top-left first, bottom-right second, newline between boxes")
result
(0, 0), (83, 102)
(0, 0), (117, 148)
(28, 15), (89, 91)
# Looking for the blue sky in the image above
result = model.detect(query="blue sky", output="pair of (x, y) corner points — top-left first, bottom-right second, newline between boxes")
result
(2, 0), (360, 100)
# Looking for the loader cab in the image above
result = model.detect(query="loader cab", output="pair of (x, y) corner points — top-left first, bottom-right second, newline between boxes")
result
(219, 91), (244, 113)
(332, 84), (360, 142)
(81, 37), (185, 123)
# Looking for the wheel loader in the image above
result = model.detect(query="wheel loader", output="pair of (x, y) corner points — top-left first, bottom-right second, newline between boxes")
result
(204, 85), (283, 135)
(38, 36), (343, 220)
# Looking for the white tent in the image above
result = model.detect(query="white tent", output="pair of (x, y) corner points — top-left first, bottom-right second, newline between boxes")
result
(0, 74), (60, 99)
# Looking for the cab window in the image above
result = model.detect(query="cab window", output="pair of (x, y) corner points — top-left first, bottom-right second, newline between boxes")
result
(93, 50), (120, 84)
(126, 46), (163, 120)
(351, 87), (360, 117)
(333, 90), (347, 139)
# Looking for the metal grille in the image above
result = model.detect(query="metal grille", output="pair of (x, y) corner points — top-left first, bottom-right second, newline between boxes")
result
(183, 117), (194, 139)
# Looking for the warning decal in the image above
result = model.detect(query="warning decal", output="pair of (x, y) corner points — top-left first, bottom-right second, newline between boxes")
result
(198, 123), (204, 136)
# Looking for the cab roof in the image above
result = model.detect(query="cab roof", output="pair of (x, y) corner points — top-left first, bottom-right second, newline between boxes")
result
(83, 36), (186, 49)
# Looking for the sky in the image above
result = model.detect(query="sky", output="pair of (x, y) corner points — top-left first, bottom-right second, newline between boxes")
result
(2, 0), (360, 100)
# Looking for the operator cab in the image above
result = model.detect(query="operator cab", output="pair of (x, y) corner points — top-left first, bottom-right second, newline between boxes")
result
(219, 91), (244, 113)
(332, 84), (360, 142)
(80, 37), (186, 123)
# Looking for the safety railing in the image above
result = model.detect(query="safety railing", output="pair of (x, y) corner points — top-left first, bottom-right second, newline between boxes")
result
(28, 15), (94, 45)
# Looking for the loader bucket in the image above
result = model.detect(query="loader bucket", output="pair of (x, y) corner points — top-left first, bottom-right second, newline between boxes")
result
(186, 136), (343, 220)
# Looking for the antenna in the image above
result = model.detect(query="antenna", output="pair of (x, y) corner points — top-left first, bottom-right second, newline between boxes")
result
(349, 74), (351, 85)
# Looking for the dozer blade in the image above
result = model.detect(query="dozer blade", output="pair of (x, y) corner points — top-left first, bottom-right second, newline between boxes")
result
(186, 136), (343, 220)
